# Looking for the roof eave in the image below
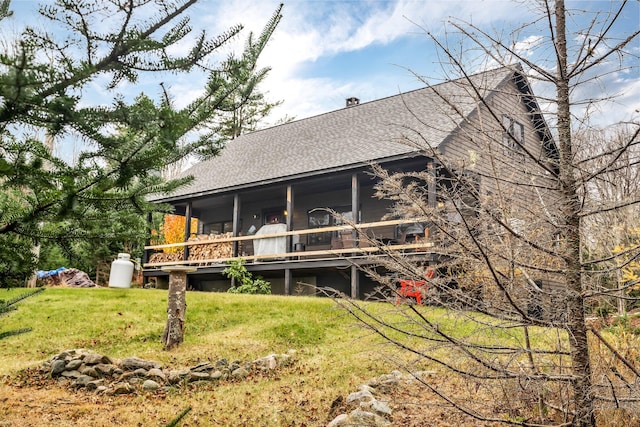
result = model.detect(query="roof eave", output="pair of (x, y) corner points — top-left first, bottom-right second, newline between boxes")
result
(151, 151), (429, 204)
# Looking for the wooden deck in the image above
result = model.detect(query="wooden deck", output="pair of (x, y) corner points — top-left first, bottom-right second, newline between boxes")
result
(143, 218), (433, 270)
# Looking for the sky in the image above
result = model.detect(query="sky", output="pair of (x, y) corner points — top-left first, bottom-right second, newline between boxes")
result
(3, 0), (640, 160)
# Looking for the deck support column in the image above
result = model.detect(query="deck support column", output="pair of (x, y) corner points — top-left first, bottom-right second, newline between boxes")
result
(350, 265), (359, 299)
(351, 173), (360, 247)
(285, 185), (294, 295)
(183, 202), (192, 261)
(284, 268), (292, 295)
(232, 194), (241, 257)
(143, 212), (152, 266)
(286, 185), (294, 253)
(427, 161), (437, 246)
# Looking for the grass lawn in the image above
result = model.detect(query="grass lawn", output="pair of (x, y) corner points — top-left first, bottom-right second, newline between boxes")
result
(3, 287), (638, 426)
(0, 287), (394, 426)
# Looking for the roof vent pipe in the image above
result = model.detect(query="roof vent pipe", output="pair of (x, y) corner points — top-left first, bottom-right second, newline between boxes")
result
(346, 97), (359, 108)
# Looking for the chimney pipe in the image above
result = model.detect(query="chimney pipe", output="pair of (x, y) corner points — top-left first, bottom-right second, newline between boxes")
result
(346, 97), (359, 108)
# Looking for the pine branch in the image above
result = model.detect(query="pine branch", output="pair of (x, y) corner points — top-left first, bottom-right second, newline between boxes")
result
(164, 406), (192, 427)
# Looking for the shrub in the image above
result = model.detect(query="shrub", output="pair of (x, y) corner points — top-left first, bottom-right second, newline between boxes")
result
(222, 259), (271, 294)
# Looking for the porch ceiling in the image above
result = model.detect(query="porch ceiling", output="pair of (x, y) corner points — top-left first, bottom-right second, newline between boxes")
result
(171, 156), (428, 215)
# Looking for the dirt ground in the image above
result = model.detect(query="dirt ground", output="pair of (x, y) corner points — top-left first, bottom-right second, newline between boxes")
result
(2, 369), (640, 426)
(0, 376), (494, 427)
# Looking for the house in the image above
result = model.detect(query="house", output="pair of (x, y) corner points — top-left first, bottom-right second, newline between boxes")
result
(143, 65), (556, 299)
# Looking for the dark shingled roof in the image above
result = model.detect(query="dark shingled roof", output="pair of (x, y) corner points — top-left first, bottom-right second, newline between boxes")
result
(154, 66), (514, 202)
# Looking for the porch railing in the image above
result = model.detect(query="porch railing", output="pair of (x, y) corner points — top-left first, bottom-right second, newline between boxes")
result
(143, 218), (433, 269)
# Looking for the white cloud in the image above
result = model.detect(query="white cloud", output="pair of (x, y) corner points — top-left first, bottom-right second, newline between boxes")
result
(514, 35), (544, 58)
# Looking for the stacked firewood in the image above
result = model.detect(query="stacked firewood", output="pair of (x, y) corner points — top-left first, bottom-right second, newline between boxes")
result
(148, 251), (184, 264)
(187, 233), (239, 264)
(148, 233), (239, 266)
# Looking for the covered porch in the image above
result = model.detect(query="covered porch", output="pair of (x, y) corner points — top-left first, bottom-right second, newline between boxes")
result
(144, 157), (438, 298)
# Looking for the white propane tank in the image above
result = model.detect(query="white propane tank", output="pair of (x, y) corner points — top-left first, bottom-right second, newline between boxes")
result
(108, 253), (134, 288)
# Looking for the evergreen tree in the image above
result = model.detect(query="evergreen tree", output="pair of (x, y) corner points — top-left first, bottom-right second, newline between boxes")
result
(195, 13), (285, 159)
(0, 288), (44, 340)
(0, 0), (283, 286)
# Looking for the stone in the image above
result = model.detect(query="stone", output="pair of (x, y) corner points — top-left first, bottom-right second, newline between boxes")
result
(96, 385), (108, 394)
(167, 371), (182, 385)
(167, 368), (190, 384)
(60, 370), (82, 379)
(191, 362), (214, 372)
(231, 367), (249, 379)
(120, 357), (160, 371)
(94, 364), (115, 376)
(188, 371), (210, 382)
(133, 368), (148, 377)
(327, 413), (348, 427)
(346, 410), (390, 427)
(65, 359), (83, 371)
(215, 358), (228, 369)
(142, 380), (160, 391)
(358, 384), (376, 394)
(86, 379), (104, 391)
(147, 368), (166, 382)
(112, 382), (134, 395)
(74, 375), (94, 388)
(253, 355), (277, 370)
(370, 374), (400, 393)
(82, 353), (105, 365)
(369, 400), (392, 416)
(80, 366), (98, 377)
(346, 389), (374, 405)
(50, 360), (66, 376)
(275, 353), (292, 367)
(210, 370), (223, 380)
(120, 371), (135, 381)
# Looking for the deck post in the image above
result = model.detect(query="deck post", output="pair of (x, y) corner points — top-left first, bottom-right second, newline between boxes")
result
(427, 162), (437, 208)
(427, 161), (437, 242)
(350, 265), (359, 299)
(143, 212), (152, 266)
(232, 194), (241, 257)
(284, 268), (292, 295)
(161, 266), (197, 350)
(351, 173), (360, 247)
(286, 185), (294, 254)
(183, 202), (192, 261)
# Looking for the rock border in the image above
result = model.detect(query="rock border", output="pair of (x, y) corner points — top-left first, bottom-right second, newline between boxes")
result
(327, 370), (434, 427)
(37, 349), (295, 395)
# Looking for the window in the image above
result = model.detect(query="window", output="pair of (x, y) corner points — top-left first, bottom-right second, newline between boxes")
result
(502, 115), (525, 159)
(203, 220), (233, 235)
(262, 207), (286, 225)
(307, 205), (354, 246)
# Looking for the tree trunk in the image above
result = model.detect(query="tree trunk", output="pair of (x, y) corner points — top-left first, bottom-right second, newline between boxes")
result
(555, 1), (595, 425)
(162, 269), (190, 350)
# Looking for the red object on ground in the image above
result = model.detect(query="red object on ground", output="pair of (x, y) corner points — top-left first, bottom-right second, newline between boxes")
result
(395, 269), (434, 305)
(397, 279), (427, 305)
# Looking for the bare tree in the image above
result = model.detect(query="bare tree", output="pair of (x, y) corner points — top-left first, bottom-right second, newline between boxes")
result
(579, 124), (640, 315)
(332, 1), (640, 426)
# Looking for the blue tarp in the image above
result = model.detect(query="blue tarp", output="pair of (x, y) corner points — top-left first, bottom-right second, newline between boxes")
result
(36, 267), (67, 279)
